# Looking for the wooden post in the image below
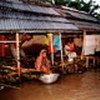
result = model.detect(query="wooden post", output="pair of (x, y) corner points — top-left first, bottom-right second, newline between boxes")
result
(16, 33), (21, 77)
(59, 33), (64, 70)
(1, 35), (5, 57)
(86, 56), (89, 68)
(81, 30), (86, 59)
(50, 33), (54, 66)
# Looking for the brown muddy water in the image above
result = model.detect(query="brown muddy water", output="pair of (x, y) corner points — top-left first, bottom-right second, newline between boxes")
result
(0, 70), (100, 100)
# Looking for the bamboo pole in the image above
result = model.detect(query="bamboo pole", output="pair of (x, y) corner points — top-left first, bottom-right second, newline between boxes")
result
(50, 33), (54, 66)
(1, 65), (40, 73)
(16, 33), (21, 77)
(59, 33), (64, 70)
(81, 30), (86, 59)
(0, 41), (21, 43)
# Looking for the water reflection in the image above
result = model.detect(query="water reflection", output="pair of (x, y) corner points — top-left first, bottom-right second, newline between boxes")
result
(0, 70), (100, 100)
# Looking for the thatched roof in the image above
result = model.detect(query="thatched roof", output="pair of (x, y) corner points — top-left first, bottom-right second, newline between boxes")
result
(0, 1), (79, 33)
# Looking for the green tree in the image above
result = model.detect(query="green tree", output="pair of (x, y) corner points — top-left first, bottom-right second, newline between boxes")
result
(96, 13), (100, 19)
(80, 0), (100, 15)
(68, 0), (100, 16)
(68, 0), (82, 10)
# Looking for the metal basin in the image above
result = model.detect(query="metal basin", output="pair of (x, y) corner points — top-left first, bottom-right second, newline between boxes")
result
(39, 73), (59, 84)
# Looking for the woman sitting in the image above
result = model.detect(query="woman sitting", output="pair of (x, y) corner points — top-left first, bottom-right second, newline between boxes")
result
(35, 49), (51, 74)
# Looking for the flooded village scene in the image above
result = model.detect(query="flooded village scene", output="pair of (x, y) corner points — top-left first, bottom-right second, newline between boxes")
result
(0, 0), (100, 100)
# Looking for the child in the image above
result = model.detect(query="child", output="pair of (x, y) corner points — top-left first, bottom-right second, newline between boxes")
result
(64, 39), (77, 61)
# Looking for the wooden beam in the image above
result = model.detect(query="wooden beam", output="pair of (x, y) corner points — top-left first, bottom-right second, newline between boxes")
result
(81, 30), (86, 59)
(50, 33), (54, 66)
(1, 65), (39, 73)
(16, 33), (21, 78)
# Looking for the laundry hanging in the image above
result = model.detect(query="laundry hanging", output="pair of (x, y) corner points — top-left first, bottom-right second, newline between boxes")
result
(1, 35), (6, 57)
(84, 35), (96, 55)
(95, 35), (100, 52)
(53, 35), (61, 51)
(44, 34), (56, 54)
(44, 35), (50, 46)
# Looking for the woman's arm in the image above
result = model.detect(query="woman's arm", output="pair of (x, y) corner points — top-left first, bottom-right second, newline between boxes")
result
(35, 57), (42, 71)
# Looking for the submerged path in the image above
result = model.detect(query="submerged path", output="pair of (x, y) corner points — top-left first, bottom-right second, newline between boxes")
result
(0, 70), (100, 100)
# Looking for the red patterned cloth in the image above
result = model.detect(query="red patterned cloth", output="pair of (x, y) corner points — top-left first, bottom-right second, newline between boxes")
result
(35, 49), (51, 74)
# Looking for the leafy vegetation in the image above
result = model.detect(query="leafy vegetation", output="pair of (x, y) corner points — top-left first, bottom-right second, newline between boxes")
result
(22, 0), (100, 18)
(47, 0), (100, 17)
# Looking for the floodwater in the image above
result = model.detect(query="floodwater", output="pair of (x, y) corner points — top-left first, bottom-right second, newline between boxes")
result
(0, 70), (100, 100)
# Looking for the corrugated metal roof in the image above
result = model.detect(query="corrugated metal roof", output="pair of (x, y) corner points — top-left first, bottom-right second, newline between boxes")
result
(0, 18), (78, 31)
(59, 7), (98, 22)
(55, 6), (100, 31)
(0, 10), (69, 23)
(0, 1), (60, 16)
(66, 11), (98, 22)
(61, 6), (89, 15)
(69, 20), (100, 31)
(0, 1), (79, 32)
(5, 0), (23, 3)
(29, 5), (60, 15)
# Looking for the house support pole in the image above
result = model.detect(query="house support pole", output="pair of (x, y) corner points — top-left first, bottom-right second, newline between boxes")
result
(59, 33), (64, 70)
(50, 33), (54, 66)
(81, 30), (86, 59)
(16, 33), (21, 77)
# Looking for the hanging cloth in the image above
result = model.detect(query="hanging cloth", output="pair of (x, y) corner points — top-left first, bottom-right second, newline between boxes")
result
(48, 34), (56, 54)
(53, 35), (61, 51)
(44, 36), (50, 46)
(84, 35), (96, 55)
(1, 35), (6, 57)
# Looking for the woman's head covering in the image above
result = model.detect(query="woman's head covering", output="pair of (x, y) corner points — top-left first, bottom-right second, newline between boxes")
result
(40, 49), (47, 56)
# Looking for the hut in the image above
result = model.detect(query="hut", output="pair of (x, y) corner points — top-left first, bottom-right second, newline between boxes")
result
(0, 0), (79, 77)
(55, 6), (100, 68)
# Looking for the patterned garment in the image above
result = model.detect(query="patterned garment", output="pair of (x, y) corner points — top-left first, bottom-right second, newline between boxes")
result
(35, 49), (51, 74)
